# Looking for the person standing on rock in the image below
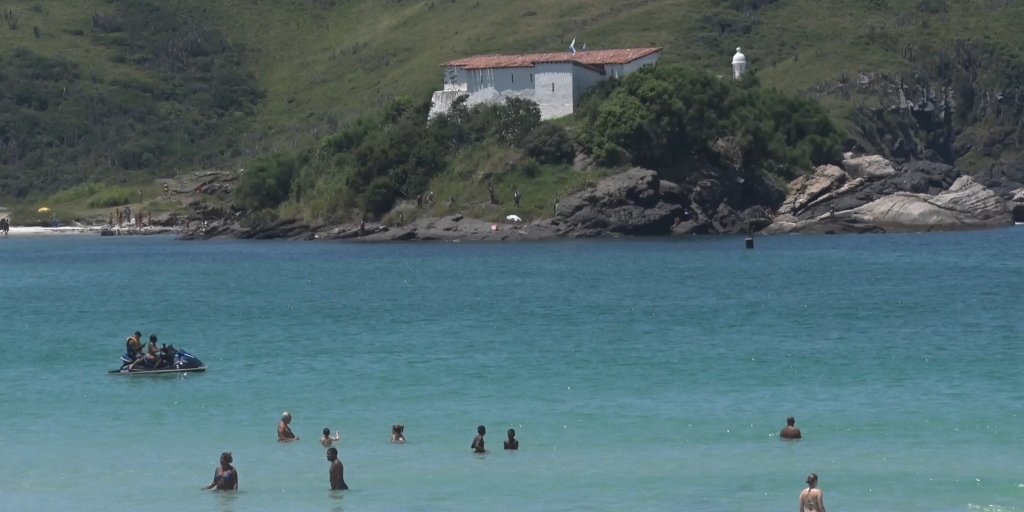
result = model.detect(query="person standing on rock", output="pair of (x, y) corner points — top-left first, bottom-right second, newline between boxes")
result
(780, 416), (802, 440)
(416, 194), (423, 209)
(359, 219), (365, 237)
(427, 191), (434, 206)
(513, 189), (521, 208)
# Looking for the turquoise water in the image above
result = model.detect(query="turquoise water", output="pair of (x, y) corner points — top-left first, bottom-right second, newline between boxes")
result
(1, 231), (1023, 511)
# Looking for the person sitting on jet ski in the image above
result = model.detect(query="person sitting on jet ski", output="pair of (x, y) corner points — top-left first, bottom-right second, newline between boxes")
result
(125, 331), (144, 360)
(129, 334), (164, 371)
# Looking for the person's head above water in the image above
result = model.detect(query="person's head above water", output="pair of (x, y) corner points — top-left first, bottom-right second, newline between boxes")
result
(477, 425), (486, 436)
(326, 447), (338, 460)
(787, 416), (796, 426)
(282, 412), (292, 424)
(806, 473), (818, 486)
(393, 424), (404, 434)
(149, 334), (157, 344)
(134, 331), (142, 339)
(507, 429), (516, 439)
(323, 428), (330, 437)
(220, 452), (232, 465)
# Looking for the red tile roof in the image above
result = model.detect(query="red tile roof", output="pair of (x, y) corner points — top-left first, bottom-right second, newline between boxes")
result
(441, 47), (662, 70)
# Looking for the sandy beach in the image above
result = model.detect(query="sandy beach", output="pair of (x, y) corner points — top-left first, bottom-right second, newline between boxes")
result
(3, 225), (178, 237)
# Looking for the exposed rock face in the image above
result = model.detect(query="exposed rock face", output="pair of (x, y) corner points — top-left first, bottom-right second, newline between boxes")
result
(764, 155), (1011, 234)
(842, 155), (897, 179)
(554, 168), (683, 236)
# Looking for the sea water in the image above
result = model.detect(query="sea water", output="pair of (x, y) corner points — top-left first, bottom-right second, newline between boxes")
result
(1, 231), (1023, 512)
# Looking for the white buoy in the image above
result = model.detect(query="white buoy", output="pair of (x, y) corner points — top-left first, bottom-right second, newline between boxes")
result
(732, 47), (747, 79)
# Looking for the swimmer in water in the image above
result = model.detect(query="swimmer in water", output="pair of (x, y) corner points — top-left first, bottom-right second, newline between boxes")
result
(278, 412), (299, 442)
(780, 416), (802, 440)
(471, 425), (488, 454)
(201, 452), (237, 491)
(326, 447), (348, 490)
(390, 424), (405, 443)
(320, 428), (340, 447)
(799, 473), (826, 512)
(504, 428), (518, 450)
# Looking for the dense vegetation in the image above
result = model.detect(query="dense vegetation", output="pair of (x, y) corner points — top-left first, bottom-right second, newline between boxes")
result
(576, 66), (842, 180)
(3, 0), (1024, 203)
(0, 0), (261, 198)
(232, 64), (842, 221)
(234, 96), (575, 220)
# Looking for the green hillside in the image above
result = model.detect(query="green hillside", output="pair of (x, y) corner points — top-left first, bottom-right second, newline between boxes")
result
(2, 0), (1024, 200)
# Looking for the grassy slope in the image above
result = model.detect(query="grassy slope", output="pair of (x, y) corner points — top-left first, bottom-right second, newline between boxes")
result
(4, 0), (1024, 214)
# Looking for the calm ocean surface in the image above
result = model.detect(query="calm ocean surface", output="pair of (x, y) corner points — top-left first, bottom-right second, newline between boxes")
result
(1, 231), (1023, 512)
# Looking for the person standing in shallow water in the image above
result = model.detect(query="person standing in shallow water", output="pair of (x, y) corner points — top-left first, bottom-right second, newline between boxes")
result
(278, 412), (299, 442)
(326, 447), (348, 490)
(390, 424), (405, 443)
(780, 416), (802, 439)
(320, 428), (340, 447)
(471, 425), (488, 453)
(504, 429), (518, 450)
(201, 452), (237, 491)
(799, 473), (826, 512)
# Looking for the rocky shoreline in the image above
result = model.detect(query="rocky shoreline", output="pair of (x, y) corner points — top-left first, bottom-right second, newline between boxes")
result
(19, 155), (1021, 242)
(176, 154), (1024, 243)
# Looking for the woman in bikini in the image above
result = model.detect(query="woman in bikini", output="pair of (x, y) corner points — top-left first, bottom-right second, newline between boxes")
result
(799, 473), (825, 512)
(202, 452), (238, 491)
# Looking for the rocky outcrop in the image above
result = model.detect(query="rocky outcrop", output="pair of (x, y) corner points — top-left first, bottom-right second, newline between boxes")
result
(553, 168), (683, 236)
(764, 155), (1011, 234)
(842, 155), (896, 179)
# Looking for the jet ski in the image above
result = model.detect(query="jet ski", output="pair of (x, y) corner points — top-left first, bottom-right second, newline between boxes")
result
(109, 344), (207, 375)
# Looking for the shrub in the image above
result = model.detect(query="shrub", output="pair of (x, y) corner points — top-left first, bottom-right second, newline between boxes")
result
(86, 187), (133, 208)
(523, 123), (575, 165)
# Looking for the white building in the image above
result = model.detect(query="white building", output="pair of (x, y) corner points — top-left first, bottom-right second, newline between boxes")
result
(732, 47), (747, 79)
(429, 47), (662, 120)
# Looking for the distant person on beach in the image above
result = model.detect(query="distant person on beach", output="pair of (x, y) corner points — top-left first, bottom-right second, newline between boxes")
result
(799, 473), (826, 512)
(504, 429), (518, 450)
(116, 209), (123, 228)
(326, 447), (348, 490)
(471, 425), (488, 453)
(0, 217), (8, 235)
(278, 412), (299, 442)
(780, 416), (802, 440)
(201, 452), (237, 491)
(390, 424), (405, 443)
(320, 428), (340, 447)
(108, 212), (113, 226)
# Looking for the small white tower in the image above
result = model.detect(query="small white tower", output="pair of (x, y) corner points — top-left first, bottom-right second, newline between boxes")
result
(732, 47), (747, 79)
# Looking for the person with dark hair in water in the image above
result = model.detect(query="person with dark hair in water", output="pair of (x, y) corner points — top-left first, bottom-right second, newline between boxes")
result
(201, 452), (237, 491)
(390, 424), (405, 443)
(326, 447), (348, 490)
(780, 416), (802, 440)
(504, 429), (518, 450)
(799, 473), (826, 512)
(471, 425), (488, 453)
(320, 428), (340, 447)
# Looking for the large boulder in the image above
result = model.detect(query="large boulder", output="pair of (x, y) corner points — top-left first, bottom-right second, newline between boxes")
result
(778, 165), (847, 215)
(842, 154), (897, 180)
(846, 176), (1008, 232)
(556, 168), (684, 236)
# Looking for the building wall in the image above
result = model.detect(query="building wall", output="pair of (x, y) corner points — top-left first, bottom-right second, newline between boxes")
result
(572, 65), (605, 105)
(532, 62), (576, 120)
(430, 52), (661, 120)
